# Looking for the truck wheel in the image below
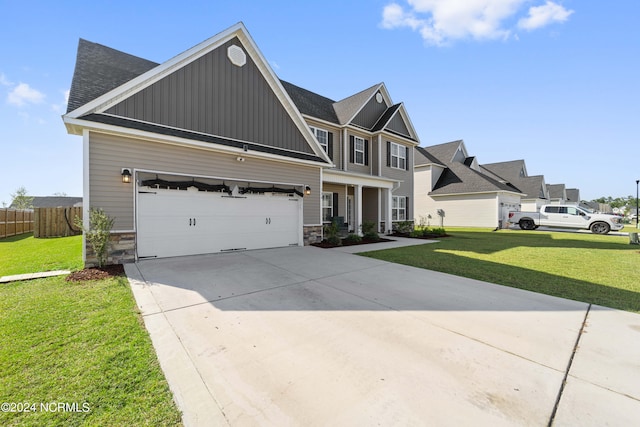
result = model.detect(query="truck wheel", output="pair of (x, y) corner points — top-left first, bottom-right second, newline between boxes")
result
(519, 219), (535, 230)
(590, 222), (610, 234)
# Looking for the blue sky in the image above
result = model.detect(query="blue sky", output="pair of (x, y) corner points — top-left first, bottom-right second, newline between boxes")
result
(1, 0), (638, 206)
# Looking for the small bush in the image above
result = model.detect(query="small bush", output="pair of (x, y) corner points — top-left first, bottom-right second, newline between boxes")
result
(361, 221), (380, 241)
(394, 221), (414, 235)
(74, 208), (114, 267)
(429, 227), (447, 236)
(343, 233), (362, 244)
(324, 220), (342, 246)
(410, 229), (424, 238)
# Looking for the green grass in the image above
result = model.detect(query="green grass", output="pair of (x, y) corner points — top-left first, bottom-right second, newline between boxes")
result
(361, 228), (640, 313)
(0, 275), (182, 426)
(0, 233), (83, 276)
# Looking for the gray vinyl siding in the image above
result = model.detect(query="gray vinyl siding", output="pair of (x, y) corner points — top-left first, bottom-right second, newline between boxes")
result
(382, 142), (414, 219)
(351, 94), (387, 129)
(305, 119), (341, 169)
(105, 37), (313, 155)
(387, 113), (411, 137)
(322, 183), (347, 219)
(362, 188), (379, 223)
(88, 132), (321, 230)
(347, 132), (371, 175)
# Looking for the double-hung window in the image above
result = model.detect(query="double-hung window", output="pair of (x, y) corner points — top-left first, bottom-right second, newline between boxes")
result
(310, 126), (328, 153)
(322, 192), (333, 222)
(390, 142), (407, 170)
(392, 196), (406, 221)
(354, 137), (365, 165)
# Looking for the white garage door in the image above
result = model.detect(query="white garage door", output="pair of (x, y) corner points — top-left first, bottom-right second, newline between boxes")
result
(137, 187), (302, 259)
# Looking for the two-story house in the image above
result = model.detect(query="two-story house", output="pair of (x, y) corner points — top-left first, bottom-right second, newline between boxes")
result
(62, 23), (418, 265)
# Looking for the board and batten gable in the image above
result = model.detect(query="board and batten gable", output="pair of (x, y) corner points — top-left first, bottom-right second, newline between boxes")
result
(104, 37), (314, 156)
(88, 132), (322, 231)
(351, 92), (388, 129)
(387, 113), (411, 137)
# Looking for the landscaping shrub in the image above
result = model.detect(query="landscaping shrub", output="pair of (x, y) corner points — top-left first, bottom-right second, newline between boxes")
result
(324, 220), (342, 246)
(393, 221), (414, 235)
(74, 208), (114, 267)
(343, 233), (362, 244)
(361, 221), (380, 241)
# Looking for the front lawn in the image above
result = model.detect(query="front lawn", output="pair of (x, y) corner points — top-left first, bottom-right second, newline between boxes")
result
(0, 274), (182, 426)
(360, 228), (640, 313)
(0, 233), (83, 276)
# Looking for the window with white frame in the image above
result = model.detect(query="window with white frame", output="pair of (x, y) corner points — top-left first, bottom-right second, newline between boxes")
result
(392, 196), (406, 221)
(390, 142), (406, 170)
(354, 136), (365, 165)
(310, 126), (328, 153)
(322, 192), (333, 222)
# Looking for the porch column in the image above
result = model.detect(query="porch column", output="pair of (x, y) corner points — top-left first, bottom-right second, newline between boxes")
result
(355, 184), (363, 236)
(385, 188), (393, 233)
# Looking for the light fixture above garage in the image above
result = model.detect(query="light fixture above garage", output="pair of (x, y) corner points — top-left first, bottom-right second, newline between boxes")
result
(121, 168), (132, 183)
(305, 185), (311, 196)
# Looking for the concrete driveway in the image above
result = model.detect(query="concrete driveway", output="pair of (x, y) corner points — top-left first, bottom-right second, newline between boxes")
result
(125, 241), (640, 426)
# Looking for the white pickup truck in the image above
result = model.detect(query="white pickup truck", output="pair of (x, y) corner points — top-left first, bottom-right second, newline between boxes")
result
(508, 205), (624, 234)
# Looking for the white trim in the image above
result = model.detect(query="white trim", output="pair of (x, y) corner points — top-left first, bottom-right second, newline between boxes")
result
(134, 168), (306, 189)
(430, 190), (525, 197)
(354, 136), (365, 165)
(321, 191), (333, 223)
(309, 126), (328, 153)
(389, 141), (407, 170)
(323, 169), (398, 189)
(82, 129), (90, 263)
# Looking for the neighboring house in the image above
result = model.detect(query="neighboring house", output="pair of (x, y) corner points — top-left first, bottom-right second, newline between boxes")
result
(414, 140), (524, 228)
(481, 160), (549, 212)
(63, 23), (417, 265)
(9, 196), (82, 209)
(547, 184), (568, 204)
(565, 188), (581, 206)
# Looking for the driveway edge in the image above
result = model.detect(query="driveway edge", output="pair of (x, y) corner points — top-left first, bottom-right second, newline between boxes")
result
(125, 264), (229, 427)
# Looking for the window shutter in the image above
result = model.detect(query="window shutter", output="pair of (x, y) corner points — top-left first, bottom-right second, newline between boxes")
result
(328, 132), (333, 160)
(349, 135), (354, 163)
(364, 140), (369, 166)
(332, 193), (339, 218)
(405, 146), (409, 171)
(405, 196), (410, 221)
(386, 141), (391, 167)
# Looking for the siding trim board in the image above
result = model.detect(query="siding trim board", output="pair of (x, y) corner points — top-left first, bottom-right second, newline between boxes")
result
(81, 113), (328, 164)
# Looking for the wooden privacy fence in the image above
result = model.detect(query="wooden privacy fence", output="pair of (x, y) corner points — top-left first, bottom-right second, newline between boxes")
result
(34, 207), (83, 238)
(0, 208), (34, 239)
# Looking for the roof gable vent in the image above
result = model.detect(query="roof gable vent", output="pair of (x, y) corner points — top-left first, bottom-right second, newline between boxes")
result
(227, 45), (246, 67)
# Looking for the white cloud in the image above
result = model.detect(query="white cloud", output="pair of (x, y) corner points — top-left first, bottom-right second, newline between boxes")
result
(381, 0), (573, 46)
(0, 73), (12, 86)
(7, 83), (45, 106)
(51, 89), (70, 112)
(518, 1), (574, 30)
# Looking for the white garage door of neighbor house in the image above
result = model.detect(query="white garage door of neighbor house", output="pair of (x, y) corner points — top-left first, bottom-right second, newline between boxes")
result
(137, 187), (302, 259)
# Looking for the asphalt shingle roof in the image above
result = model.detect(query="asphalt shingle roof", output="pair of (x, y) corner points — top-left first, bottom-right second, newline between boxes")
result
(419, 141), (523, 195)
(280, 80), (339, 124)
(67, 39), (159, 113)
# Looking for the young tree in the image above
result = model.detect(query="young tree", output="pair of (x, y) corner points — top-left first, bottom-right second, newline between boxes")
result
(10, 186), (34, 209)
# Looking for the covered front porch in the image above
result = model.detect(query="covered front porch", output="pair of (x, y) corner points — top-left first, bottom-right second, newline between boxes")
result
(322, 170), (400, 235)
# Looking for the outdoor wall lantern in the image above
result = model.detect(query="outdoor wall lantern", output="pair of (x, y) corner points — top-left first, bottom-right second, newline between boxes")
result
(305, 185), (311, 196)
(121, 168), (132, 184)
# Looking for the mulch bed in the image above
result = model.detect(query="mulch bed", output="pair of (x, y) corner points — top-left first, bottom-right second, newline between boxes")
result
(312, 237), (395, 249)
(391, 232), (450, 239)
(66, 264), (125, 282)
